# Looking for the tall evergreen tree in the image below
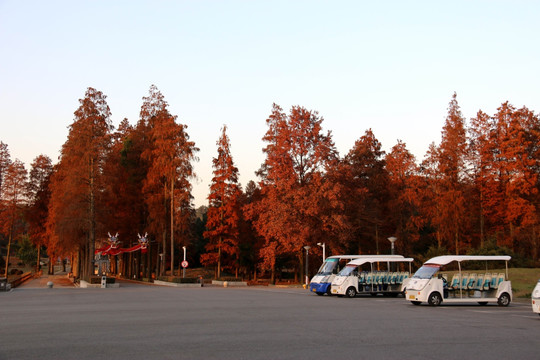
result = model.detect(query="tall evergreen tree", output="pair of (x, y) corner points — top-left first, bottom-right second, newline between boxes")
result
(46, 87), (113, 280)
(385, 140), (420, 255)
(140, 85), (198, 276)
(246, 104), (338, 283)
(202, 125), (242, 278)
(337, 129), (389, 254)
(26, 154), (53, 271)
(1, 160), (27, 278)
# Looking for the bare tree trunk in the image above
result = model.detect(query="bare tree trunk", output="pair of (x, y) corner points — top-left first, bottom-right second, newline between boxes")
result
(161, 229), (166, 276)
(4, 227), (12, 280)
(155, 243), (161, 277)
(170, 179), (174, 277)
(455, 230), (459, 255)
(218, 237), (222, 279)
(36, 245), (41, 273)
(87, 157), (96, 281)
(146, 242), (151, 279)
(480, 189), (485, 248)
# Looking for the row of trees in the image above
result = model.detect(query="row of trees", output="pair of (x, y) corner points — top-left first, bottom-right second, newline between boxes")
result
(1, 89), (539, 282)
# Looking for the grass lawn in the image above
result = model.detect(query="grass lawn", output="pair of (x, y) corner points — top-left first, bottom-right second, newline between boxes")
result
(508, 268), (540, 298)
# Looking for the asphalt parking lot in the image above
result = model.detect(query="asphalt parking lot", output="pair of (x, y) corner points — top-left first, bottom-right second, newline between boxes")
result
(1, 284), (538, 360)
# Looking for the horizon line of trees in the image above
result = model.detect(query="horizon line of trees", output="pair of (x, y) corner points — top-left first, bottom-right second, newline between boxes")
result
(1, 88), (539, 282)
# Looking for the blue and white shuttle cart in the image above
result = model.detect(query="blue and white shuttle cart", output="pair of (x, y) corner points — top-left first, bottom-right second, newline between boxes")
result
(309, 255), (404, 296)
(309, 256), (361, 295)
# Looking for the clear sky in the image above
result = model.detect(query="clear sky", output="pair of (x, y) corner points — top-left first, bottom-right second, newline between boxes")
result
(1, 1), (539, 207)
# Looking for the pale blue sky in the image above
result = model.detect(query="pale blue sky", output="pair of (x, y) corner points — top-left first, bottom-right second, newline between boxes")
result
(1, 1), (539, 207)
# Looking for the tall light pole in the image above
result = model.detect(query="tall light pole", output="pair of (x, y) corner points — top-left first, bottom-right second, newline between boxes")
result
(317, 242), (325, 261)
(388, 237), (397, 272)
(304, 246), (311, 286)
(387, 237), (397, 255)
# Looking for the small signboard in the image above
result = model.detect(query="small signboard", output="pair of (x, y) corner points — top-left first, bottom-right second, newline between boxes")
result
(181, 260), (188, 268)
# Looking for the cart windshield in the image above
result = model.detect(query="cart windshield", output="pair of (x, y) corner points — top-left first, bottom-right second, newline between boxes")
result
(316, 258), (339, 275)
(412, 265), (440, 279)
(338, 265), (358, 277)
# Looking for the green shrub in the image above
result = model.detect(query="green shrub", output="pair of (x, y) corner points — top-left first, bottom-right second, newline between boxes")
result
(467, 240), (533, 268)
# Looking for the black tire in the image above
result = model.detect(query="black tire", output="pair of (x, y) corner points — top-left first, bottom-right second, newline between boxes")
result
(326, 287), (332, 296)
(428, 292), (442, 306)
(346, 287), (357, 298)
(497, 292), (511, 307)
(316, 292), (324, 296)
(411, 301), (421, 306)
(478, 302), (488, 306)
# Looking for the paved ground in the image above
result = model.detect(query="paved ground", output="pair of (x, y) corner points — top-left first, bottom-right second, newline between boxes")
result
(18, 273), (76, 288)
(1, 284), (538, 360)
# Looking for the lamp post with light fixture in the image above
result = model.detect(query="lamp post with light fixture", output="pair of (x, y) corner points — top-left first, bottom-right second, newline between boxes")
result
(388, 237), (397, 271)
(317, 242), (325, 261)
(304, 246), (311, 286)
(387, 237), (397, 255)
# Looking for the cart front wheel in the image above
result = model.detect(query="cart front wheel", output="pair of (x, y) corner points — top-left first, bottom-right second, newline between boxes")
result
(428, 292), (442, 306)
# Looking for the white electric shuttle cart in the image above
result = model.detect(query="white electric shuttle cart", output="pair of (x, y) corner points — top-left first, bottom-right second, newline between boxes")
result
(405, 255), (512, 306)
(331, 256), (414, 297)
(309, 255), (404, 295)
(532, 280), (540, 315)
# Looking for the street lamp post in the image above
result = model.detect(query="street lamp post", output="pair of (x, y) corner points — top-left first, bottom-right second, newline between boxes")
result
(159, 253), (164, 277)
(304, 246), (311, 286)
(388, 237), (397, 271)
(387, 237), (397, 255)
(317, 242), (325, 261)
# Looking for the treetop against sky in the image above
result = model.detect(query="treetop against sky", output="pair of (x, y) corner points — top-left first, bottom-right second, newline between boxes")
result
(1, 1), (539, 207)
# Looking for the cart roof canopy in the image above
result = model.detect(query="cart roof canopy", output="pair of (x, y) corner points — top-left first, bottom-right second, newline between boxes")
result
(346, 257), (414, 266)
(326, 255), (404, 260)
(424, 255), (511, 266)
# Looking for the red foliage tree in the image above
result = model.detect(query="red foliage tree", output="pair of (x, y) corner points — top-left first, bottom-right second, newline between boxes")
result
(140, 85), (198, 276)
(246, 104), (338, 283)
(419, 93), (469, 254)
(1, 160), (27, 278)
(0, 141), (11, 193)
(385, 140), (421, 255)
(486, 103), (538, 250)
(46, 87), (113, 280)
(202, 125), (242, 278)
(336, 129), (390, 255)
(25, 155), (53, 271)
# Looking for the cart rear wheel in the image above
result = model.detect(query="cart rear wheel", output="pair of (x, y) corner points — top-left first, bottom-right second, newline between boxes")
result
(497, 292), (510, 307)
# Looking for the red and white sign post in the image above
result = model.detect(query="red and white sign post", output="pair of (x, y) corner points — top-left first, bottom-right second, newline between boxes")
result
(182, 246), (187, 278)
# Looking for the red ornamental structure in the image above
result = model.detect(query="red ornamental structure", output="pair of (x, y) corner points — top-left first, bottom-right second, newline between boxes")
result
(95, 233), (149, 256)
